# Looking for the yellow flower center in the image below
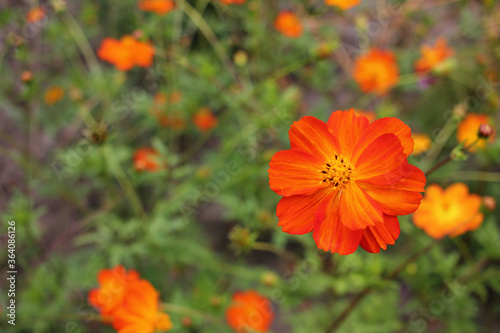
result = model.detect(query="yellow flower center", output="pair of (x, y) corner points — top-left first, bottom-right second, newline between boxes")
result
(321, 154), (355, 190)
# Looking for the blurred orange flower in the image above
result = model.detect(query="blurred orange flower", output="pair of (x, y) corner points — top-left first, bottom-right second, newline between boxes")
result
(415, 38), (454, 74)
(44, 86), (64, 105)
(88, 266), (140, 316)
(26, 6), (46, 23)
(193, 107), (218, 132)
(151, 91), (186, 129)
(268, 109), (426, 255)
(138, 0), (176, 15)
(413, 183), (484, 239)
(353, 110), (376, 123)
(112, 280), (173, 333)
(324, 0), (360, 10)
(457, 113), (495, 151)
(215, 0), (246, 5)
(411, 133), (431, 156)
(274, 11), (303, 38)
(97, 36), (154, 71)
(134, 148), (164, 172)
(353, 48), (399, 95)
(226, 290), (274, 332)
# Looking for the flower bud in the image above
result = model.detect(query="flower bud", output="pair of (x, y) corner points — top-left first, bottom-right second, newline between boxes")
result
(478, 123), (494, 139)
(483, 196), (496, 211)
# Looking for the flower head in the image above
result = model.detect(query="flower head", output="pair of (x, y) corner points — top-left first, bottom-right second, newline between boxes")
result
(413, 183), (484, 238)
(457, 113), (495, 152)
(97, 36), (154, 71)
(353, 48), (399, 95)
(214, 0), (246, 5)
(415, 38), (454, 74)
(138, 0), (176, 15)
(134, 148), (164, 172)
(193, 107), (218, 132)
(88, 266), (140, 316)
(26, 6), (46, 23)
(226, 290), (274, 332)
(44, 86), (64, 105)
(411, 133), (431, 156)
(268, 109), (426, 255)
(274, 11), (303, 38)
(324, 0), (360, 10)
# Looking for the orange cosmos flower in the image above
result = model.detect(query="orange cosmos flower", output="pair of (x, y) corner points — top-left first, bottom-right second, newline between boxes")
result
(215, 0), (246, 5)
(411, 133), (431, 156)
(457, 113), (495, 152)
(226, 290), (274, 332)
(44, 86), (64, 105)
(134, 148), (164, 172)
(413, 183), (484, 239)
(324, 0), (360, 10)
(138, 0), (176, 15)
(415, 38), (454, 74)
(26, 6), (46, 23)
(193, 107), (218, 132)
(88, 266), (140, 316)
(353, 48), (399, 95)
(97, 36), (154, 71)
(112, 279), (173, 333)
(274, 11), (303, 38)
(268, 109), (426, 255)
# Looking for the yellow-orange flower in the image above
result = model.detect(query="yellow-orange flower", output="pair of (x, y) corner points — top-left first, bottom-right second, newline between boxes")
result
(138, 0), (176, 15)
(44, 86), (64, 105)
(274, 11), (303, 38)
(324, 0), (360, 10)
(413, 183), (484, 239)
(457, 113), (495, 151)
(88, 266), (140, 316)
(215, 0), (246, 4)
(112, 280), (173, 333)
(97, 36), (154, 71)
(415, 38), (454, 74)
(411, 133), (431, 156)
(134, 148), (164, 172)
(226, 290), (274, 332)
(26, 7), (46, 23)
(353, 48), (399, 95)
(193, 107), (218, 132)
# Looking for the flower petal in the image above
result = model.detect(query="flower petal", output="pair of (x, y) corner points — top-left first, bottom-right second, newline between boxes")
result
(289, 116), (341, 161)
(269, 149), (324, 196)
(359, 215), (400, 253)
(339, 183), (383, 230)
(313, 192), (363, 255)
(276, 189), (331, 235)
(398, 165), (426, 191)
(352, 117), (414, 162)
(326, 109), (370, 158)
(355, 133), (409, 186)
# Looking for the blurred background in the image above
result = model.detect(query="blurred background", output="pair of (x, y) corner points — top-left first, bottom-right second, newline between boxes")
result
(0, 0), (499, 332)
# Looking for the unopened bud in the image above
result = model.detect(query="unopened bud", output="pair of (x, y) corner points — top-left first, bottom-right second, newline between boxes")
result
(478, 123), (494, 139)
(181, 316), (192, 328)
(483, 196), (496, 211)
(21, 70), (33, 82)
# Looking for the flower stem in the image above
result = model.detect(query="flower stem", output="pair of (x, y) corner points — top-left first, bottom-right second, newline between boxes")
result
(325, 239), (440, 333)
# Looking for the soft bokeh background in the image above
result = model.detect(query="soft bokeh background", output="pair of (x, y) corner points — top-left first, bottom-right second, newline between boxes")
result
(1, 0), (499, 332)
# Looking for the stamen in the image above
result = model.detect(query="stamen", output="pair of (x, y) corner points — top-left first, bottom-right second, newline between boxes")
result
(319, 153), (355, 190)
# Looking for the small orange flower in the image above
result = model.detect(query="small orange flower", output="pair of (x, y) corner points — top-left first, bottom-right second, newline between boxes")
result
(88, 266), (140, 316)
(268, 109), (426, 255)
(215, 0), (246, 5)
(226, 290), (274, 332)
(138, 0), (176, 15)
(274, 11), (303, 38)
(134, 148), (164, 172)
(413, 183), (484, 239)
(353, 110), (376, 123)
(411, 133), (431, 156)
(26, 6), (46, 23)
(324, 0), (360, 10)
(457, 113), (495, 152)
(97, 36), (154, 71)
(193, 107), (218, 132)
(415, 38), (454, 74)
(44, 86), (64, 105)
(353, 48), (399, 95)
(112, 280), (173, 333)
